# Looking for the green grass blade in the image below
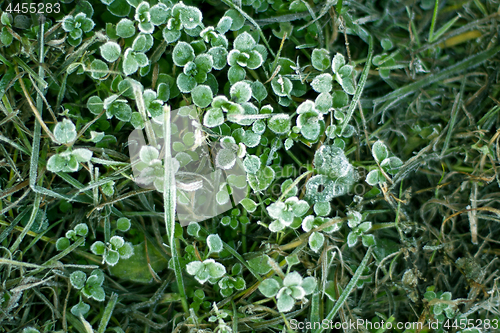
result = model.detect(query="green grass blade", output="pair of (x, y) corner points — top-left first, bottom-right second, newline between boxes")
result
(340, 35), (374, 135)
(97, 292), (119, 333)
(163, 105), (189, 314)
(430, 15), (460, 43)
(313, 247), (373, 333)
(428, 0), (439, 42)
(373, 45), (500, 115)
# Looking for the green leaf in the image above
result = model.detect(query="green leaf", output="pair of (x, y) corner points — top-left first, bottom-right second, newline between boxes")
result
(203, 108), (224, 128)
(118, 242), (134, 259)
(215, 149), (236, 170)
(70, 271), (87, 290)
(311, 48), (330, 71)
(54, 119), (77, 144)
(116, 18), (135, 38)
(187, 222), (200, 237)
(234, 32), (256, 52)
(228, 65), (246, 85)
(91, 241), (106, 255)
(309, 231), (325, 253)
(105, 249), (120, 266)
(74, 223), (89, 236)
(372, 140), (388, 162)
(259, 278), (280, 297)
(277, 292), (295, 312)
(313, 202), (331, 216)
(365, 169), (381, 186)
(268, 114), (291, 135)
(224, 9), (245, 31)
(150, 3), (168, 25)
(243, 155), (261, 174)
(271, 75), (292, 97)
(176, 73), (197, 93)
(72, 149), (93, 163)
(56, 237), (70, 251)
(251, 81), (267, 102)
(71, 300), (90, 317)
(208, 47), (228, 70)
(90, 59), (108, 79)
(87, 96), (104, 115)
(110, 235), (125, 249)
(240, 198), (257, 213)
(331, 53), (346, 73)
(311, 73), (333, 93)
(179, 6), (202, 29)
(100, 42), (121, 63)
(230, 81), (252, 103)
(362, 234), (376, 247)
(207, 234), (223, 253)
(116, 217), (131, 232)
(247, 255), (272, 275)
(191, 85), (213, 108)
(110, 239), (169, 283)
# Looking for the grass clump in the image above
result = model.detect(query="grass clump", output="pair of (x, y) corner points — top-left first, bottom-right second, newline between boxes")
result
(0, 0), (500, 332)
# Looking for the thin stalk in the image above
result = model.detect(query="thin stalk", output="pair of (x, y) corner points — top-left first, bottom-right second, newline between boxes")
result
(163, 105), (189, 314)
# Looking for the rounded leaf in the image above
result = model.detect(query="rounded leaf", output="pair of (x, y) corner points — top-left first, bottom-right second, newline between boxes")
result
(311, 73), (333, 93)
(118, 242), (134, 259)
(172, 42), (195, 67)
(110, 235), (125, 249)
(116, 217), (131, 232)
(259, 278), (280, 297)
(54, 119), (77, 144)
(283, 271), (302, 287)
(309, 231), (325, 253)
(106, 249), (120, 266)
(311, 48), (330, 71)
(100, 41), (121, 63)
(56, 237), (70, 251)
(372, 140), (389, 162)
(271, 76), (292, 97)
(207, 234), (223, 253)
(277, 292), (295, 312)
(70, 271), (87, 290)
(203, 108), (224, 128)
(230, 81), (252, 103)
(116, 18), (135, 38)
(74, 223), (88, 236)
(268, 114), (291, 135)
(215, 149), (236, 170)
(191, 85), (213, 108)
(91, 241), (106, 255)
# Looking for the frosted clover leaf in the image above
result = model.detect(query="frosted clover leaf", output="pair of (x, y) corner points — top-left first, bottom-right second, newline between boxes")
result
(302, 215), (340, 252)
(424, 289), (457, 322)
(218, 276), (246, 297)
(134, 145), (179, 192)
(366, 140), (403, 186)
(103, 94), (133, 122)
(129, 105), (247, 226)
(267, 196), (309, 232)
(70, 269), (106, 302)
(186, 259), (226, 284)
(331, 53), (356, 95)
(173, 42), (214, 93)
(305, 144), (357, 202)
(258, 272), (316, 312)
(90, 235), (134, 266)
(62, 13), (95, 46)
(47, 148), (93, 173)
(162, 2), (203, 43)
(55, 223), (88, 251)
(134, 1), (169, 34)
(296, 100), (324, 142)
(204, 95), (244, 127)
(346, 211), (375, 247)
(227, 32), (267, 71)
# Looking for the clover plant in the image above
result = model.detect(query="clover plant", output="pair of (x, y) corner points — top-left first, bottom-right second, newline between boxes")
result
(258, 271), (316, 312)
